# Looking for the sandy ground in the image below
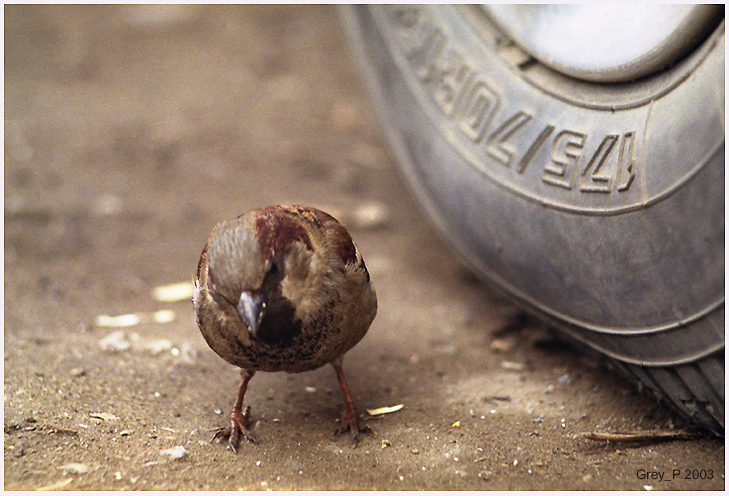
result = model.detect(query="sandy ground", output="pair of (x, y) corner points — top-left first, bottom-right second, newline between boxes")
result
(4, 5), (724, 491)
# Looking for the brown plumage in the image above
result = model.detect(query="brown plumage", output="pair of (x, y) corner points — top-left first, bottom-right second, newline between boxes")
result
(193, 205), (377, 451)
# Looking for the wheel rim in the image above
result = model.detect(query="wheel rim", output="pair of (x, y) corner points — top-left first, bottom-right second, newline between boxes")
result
(482, 5), (724, 83)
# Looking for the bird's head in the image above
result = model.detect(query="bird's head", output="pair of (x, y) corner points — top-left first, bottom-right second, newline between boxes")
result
(203, 207), (314, 344)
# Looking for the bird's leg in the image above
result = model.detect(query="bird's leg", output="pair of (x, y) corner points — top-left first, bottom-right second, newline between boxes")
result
(331, 357), (371, 446)
(212, 369), (257, 452)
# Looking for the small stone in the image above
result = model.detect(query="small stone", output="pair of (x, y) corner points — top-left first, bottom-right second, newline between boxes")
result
(96, 315), (140, 329)
(93, 195), (123, 216)
(98, 331), (131, 351)
(490, 338), (514, 353)
(348, 201), (390, 230)
(501, 361), (525, 371)
(160, 445), (187, 460)
(70, 368), (86, 377)
(411, 448), (420, 454)
(150, 310), (174, 324)
(59, 463), (89, 474)
(89, 412), (119, 422)
(141, 338), (174, 355)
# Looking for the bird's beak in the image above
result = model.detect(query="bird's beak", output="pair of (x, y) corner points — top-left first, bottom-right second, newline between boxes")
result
(237, 291), (266, 336)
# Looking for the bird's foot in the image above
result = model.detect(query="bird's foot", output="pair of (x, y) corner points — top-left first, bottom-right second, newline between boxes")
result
(212, 405), (257, 453)
(334, 404), (372, 447)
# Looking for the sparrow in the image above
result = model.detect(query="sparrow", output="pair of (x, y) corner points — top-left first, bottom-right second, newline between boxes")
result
(193, 204), (377, 452)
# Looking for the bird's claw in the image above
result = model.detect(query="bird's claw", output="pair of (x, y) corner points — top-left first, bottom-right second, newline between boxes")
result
(212, 405), (257, 453)
(334, 405), (372, 447)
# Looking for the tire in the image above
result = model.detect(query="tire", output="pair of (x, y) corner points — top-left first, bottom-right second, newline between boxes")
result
(339, 5), (725, 434)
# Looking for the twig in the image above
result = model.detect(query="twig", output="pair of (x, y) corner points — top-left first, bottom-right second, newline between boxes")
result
(41, 425), (79, 436)
(582, 430), (703, 443)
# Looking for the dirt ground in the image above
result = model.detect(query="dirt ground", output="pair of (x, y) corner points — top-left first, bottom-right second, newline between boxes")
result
(4, 5), (725, 491)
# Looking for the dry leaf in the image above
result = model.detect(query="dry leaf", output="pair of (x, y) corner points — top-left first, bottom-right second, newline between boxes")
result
(95, 314), (141, 328)
(90, 412), (119, 422)
(152, 282), (194, 302)
(366, 404), (404, 416)
(36, 478), (73, 491)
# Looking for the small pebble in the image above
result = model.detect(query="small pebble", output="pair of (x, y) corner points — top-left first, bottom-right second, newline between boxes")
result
(152, 310), (176, 324)
(96, 315), (140, 329)
(490, 338), (514, 353)
(348, 201), (390, 230)
(501, 361), (524, 371)
(160, 445), (187, 460)
(141, 338), (173, 355)
(93, 195), (123, 216)
(98, 331), (132, 351)
(59, 463), (89, 474)
(90, 412), (119, 422)
(69, 368), (86, 378)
